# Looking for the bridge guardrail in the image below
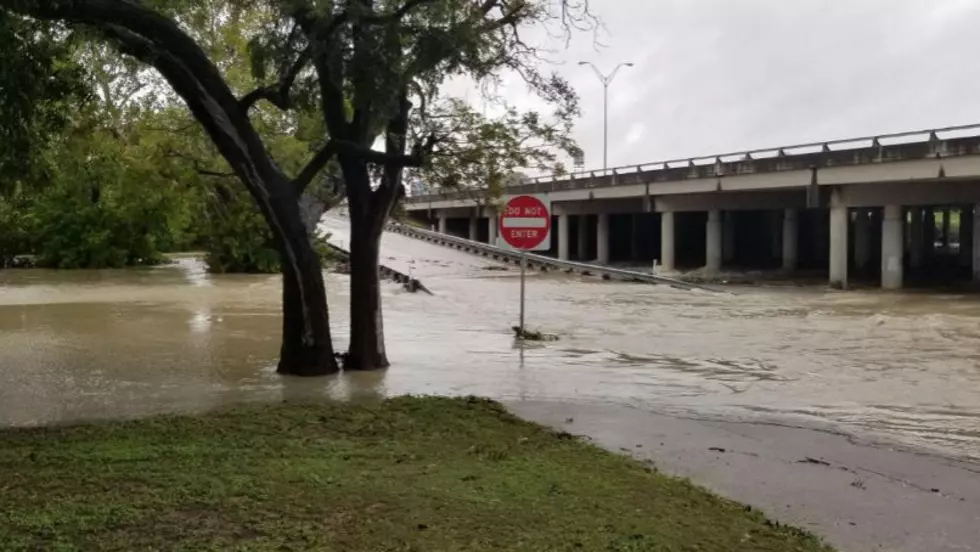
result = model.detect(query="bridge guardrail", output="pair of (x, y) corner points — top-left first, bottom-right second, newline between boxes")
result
(405, 122), (980, 204)
(386, 221), (720, 293)
(325, 240), (433, 295)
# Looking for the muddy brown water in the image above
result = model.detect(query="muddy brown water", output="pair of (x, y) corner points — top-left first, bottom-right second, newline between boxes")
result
(1, 220), (979, 464)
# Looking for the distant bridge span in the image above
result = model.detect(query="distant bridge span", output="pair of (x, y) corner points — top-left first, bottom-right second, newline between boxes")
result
(404, 123), (980, 290)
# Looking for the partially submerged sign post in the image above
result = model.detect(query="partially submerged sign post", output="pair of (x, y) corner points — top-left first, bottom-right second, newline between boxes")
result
(498, 195), (551, 338)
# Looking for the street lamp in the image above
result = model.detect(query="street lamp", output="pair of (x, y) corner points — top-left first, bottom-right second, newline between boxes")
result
(578, 61), (634, 170)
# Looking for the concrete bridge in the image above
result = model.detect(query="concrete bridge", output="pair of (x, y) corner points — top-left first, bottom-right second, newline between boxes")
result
(403, 123), (980, 289)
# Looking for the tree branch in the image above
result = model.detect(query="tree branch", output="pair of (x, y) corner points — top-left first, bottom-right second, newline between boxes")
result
(336, 137), (434, 167)
(382, 0), (438, 22)
(292, 141), (338, 195)
(239, 46), (311, 112)
(197, 168), (237, 178)
(293, 6), (351, 140)
(163, 149), (235, 178)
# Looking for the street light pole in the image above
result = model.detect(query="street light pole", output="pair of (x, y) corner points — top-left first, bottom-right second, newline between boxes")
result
(578, 61), (634, 170)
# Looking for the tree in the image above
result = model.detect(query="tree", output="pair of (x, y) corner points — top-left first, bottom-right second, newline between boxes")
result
(0, 11), (88, 189)
(245, 0), (586, 370)
(3, 0), (588, 374)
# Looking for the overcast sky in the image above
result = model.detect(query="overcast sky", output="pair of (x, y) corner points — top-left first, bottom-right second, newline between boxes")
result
(489, 0), (980, 172)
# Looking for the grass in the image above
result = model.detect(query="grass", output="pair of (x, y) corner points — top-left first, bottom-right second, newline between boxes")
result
(0, 397), (833, 551)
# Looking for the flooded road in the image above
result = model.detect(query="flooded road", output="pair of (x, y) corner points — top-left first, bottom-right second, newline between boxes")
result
(1, 216), (979, 463)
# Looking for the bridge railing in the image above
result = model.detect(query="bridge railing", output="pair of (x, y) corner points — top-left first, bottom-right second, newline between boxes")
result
(385, 221), (720, 293)
(406, 122), (980, 203)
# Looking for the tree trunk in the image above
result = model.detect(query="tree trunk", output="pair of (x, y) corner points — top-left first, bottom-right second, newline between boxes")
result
(271, 195), (339, 376)
(345, 200), (390, 371)
(2, 0), (341, 376)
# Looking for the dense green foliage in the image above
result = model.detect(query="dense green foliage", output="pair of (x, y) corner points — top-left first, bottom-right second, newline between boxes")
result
(0, 123), (193, 268)
(0, 4), (329, 272)
(0, 12), (88, 186)
(0, 196), (33, 267)
(203, 187), (281, 273)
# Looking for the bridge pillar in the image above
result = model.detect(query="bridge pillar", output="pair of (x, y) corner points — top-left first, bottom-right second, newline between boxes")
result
(597, 213), (610, 264)
(782, 208), (798, 271)
(577, 215), (588, 261)
(468, 215), (479, 241)
(829, 198), (849, 289)
(558, 214), (570, 260)
(923, 207), (936, 261)
(438, 213), (448, 234)
(660, 211), (675, 272)
(972, 204), (980, 282)
(770, 210), (782, 262)
(488, 213), (498, 247)
(722, 211), (736, 264)
(705, 210), (722, 273)
(630, 214), (640, 261)
(909, 207), (924, 269)
(960, 206), (973, 268)
(854, 209), (872, 274)
(942, 207), (952, 254)
(881, 205), (904, 290)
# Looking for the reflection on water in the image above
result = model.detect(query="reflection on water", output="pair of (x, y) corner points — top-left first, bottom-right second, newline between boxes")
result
(2, 230), (980, 463)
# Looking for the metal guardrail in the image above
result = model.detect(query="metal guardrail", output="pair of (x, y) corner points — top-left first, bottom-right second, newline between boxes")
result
(405, 122), (980, 203)
(386, 221), (720, 293)
(325, 241), (433, 295)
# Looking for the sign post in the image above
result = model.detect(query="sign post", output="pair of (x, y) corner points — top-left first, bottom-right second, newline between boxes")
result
(498, 195), (551, 338)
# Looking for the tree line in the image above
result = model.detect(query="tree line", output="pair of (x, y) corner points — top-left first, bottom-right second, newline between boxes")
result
(0, 0), (589, 376)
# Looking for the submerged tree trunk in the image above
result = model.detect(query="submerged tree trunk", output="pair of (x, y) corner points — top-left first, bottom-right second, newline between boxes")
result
(344, 169), (391, 371)
(338, 89), (411, 372)
(269, 194), (339, 376)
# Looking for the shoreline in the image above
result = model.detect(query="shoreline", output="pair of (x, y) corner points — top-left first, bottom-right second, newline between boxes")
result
(0, 398), (831, 551)
(507, 399), (980, 552)
(1, 391), (975, 550)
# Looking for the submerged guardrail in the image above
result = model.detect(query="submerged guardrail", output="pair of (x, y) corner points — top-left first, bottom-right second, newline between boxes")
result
(325, 242), (432, 295)
(386, 221), (720, 293)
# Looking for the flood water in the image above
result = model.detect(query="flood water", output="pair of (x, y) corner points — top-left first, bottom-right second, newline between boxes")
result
(2, 217), (979, 463)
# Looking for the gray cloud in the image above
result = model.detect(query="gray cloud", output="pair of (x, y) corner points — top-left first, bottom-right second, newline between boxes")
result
(530, 0), (980, 170)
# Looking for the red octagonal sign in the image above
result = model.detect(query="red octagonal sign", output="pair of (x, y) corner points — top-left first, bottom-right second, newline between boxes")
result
(499, 195), (551, 251)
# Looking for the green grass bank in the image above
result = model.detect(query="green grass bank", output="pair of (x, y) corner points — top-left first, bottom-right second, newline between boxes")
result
(0, 397), (832, 551)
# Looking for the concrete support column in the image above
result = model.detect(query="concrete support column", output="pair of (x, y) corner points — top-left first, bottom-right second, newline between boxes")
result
(881, 205), (904, 290)
(770, 211), (783, 261)
(438, 213), (448, 234)
(972, 205), (980, 282)
(923, 207), (936, 260)
(829, 202), (849, 289)
(942, 207), (952, 253)
(597, 213), (610, 265)
(706, 210), (722, 273)
(722, 211), (736, 264)
(854, 210), (872, 274)
(909, 208), (924, 269)
(488, 213), (498, 247)
(630, 214), (640, 261)
(558, 214), (570, 261)
(468, 215), (479, 241)
(577, 215), (588, 261)
(782, 208), (798, 271)
(660, 211), (675, 272)
(959, 206), (973, 268)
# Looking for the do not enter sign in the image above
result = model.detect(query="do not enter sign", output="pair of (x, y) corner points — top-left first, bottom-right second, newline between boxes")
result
(499, 195), (551, 251)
